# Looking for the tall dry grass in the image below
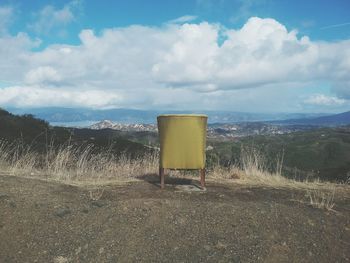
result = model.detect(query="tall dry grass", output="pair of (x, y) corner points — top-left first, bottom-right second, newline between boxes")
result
(0, 139), (38, 175)
(207, 145), (346, 197)
(208, 146), (345, 210)
(0, 139), (347, 195)
(1, 139), (346, 210)
(306, 187), (336, 210)
(238, 146), (298, 187)
(0, 139), (159, 184)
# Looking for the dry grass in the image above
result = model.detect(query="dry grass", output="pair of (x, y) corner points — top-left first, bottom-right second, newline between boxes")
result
(0, 139), (348, 203)
(89, 188), (105, 201)
(0, 139), (348, 210)
(306, 187), (336, 210)
(0, 139), (158, 184)
(216, 146), (346, 210)
(218, 146), (342, 192)
(0, 139), (38, 175)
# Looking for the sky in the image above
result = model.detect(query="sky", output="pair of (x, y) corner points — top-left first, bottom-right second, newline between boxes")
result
(0, 0), (349, 113)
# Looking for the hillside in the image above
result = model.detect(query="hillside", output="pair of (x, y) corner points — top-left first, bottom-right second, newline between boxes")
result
(0, 108), (150, 157)
(0, 108), (50, 142)
(274, 111), (350, 126)
(208, 126), (350, 182)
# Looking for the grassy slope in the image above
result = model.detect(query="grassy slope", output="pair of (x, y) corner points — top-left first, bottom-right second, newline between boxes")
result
(0, 108), (151, 157)
(208, 126), (350, 182)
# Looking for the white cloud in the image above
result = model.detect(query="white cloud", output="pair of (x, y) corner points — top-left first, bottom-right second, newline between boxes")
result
(0, 6), (14, 35)
(0, 32), (41, 83)
(321, 22), (350, 30)
(25, 66), (61, 84)
(28, 0), (82, 35)
(0, 16), (349, 110)
(152, 18), (316, 90)
(168, 15), (198, 24)
(304, 94), (346, 106)
(152, 22), (220, 86)
(0, 86), (123, 108)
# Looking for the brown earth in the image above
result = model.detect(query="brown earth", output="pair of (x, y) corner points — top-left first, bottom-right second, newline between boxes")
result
(0, 174), (349, 263)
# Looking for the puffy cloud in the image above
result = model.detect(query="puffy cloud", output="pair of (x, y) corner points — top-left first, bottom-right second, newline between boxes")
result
(304, 94), (346, 106)
(155, 17), (322, 89)
(152, 22), (220, 87)
(0, 86), (123, 108)
(0, 16), (349, 110)
(25, 66), (61, 85)
(0, 32), (41, 82)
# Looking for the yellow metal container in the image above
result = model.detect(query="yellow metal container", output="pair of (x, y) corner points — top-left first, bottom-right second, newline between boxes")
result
(157, 114), (208, 169)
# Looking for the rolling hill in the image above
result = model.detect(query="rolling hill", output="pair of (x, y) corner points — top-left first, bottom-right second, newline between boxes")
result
(208, 126), (350, 182)
(274, 111), (350, 126)
(0, 108), (150, 157)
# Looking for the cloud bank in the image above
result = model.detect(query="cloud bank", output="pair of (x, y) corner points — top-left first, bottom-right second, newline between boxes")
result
(304, 94), (345, 106)
(0, 15), (349, 111)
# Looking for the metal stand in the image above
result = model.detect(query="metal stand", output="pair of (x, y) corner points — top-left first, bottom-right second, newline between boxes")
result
(159, 167), (165, 189)
(200, 168), (206, 188)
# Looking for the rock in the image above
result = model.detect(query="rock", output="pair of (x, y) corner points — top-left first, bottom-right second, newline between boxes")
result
(53, 256), (70, 263)
(81, 207), (89, 213)
(175, 185), (205, 192)
(91, 200), (106, 207)
(54, 208), (71, 218)
(204, 245), (211, 251)
(75, 247), (81, 255)
(0, 192), (9, 199)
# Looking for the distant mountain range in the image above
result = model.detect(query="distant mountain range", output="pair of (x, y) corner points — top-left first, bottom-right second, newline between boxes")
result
(90, 120), (157, 131)
(6, 107), (329, 125)
(272, 111), (350, 126)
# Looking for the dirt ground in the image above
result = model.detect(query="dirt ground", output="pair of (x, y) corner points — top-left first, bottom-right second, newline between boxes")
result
(0, 174), (349, 263)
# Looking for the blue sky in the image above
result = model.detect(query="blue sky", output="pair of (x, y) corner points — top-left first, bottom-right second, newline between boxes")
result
(5, 0), (350, 43)
(0, 0), (349, 113)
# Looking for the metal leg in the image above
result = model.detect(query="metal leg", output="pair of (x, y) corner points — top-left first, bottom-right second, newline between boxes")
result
(200, 168), (205, 188)
(159, 167), (165, 189)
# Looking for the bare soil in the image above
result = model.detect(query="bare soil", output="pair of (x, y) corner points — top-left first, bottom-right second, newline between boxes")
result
(0, 174), (349, 263)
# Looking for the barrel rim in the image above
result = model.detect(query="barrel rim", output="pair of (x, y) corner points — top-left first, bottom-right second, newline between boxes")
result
(157, 114), (208, 118)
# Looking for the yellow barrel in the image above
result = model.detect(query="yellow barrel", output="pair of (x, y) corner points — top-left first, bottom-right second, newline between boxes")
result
(157, 114), (208, 169)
